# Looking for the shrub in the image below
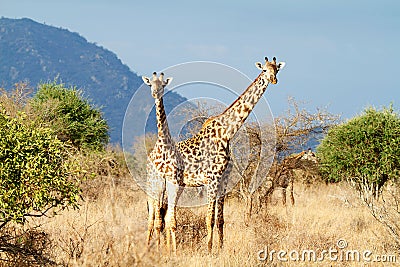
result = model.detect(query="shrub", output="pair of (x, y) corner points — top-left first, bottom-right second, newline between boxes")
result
(31, 81), (109, 151)
(317, 105), (400, 197)
(0, 109), (81, 227)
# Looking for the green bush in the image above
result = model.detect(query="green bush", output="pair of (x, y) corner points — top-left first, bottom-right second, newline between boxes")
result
(31, 81), (109, 151)
(0, 109), (81, 227)
(317, 106), (400, 195)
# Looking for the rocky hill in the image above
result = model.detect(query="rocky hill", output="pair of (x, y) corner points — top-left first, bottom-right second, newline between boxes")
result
(0, 17), (186, 144)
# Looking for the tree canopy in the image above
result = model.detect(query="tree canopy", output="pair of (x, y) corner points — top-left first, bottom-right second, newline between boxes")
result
(31, 81), (109, 151)
(317, 105), (400, 196)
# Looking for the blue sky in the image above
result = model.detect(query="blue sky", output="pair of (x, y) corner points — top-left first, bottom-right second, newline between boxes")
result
(2, 0), (399, 119)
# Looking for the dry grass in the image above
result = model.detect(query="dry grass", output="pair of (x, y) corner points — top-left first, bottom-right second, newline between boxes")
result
(16, 176), (399, 266)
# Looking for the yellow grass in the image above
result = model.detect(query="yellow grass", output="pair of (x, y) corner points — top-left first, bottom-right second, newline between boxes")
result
(25, 176), (399, 266)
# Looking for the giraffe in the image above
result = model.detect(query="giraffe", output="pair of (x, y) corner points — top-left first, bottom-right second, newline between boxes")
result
(264, 149), (318, 206)
(142, 72), (180, 252)
(165, 56), (286, 253)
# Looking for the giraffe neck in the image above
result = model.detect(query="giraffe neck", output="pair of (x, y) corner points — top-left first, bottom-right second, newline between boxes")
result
(155, 98), (172, 141)
(218, 73), (269, 140)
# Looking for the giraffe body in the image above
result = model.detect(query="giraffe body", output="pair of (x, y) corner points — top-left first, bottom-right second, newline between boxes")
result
(265, 149), (318, 206)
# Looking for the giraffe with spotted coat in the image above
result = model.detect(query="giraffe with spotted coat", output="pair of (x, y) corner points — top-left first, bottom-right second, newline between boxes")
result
(168, 57), (286, 253)
(142, 72), (181, 252)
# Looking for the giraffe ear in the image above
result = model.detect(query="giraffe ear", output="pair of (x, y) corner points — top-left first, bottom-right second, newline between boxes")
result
(142, 76), (152, 85)
(165, 77), (173, 86)
(255, 62), (263, 70)
(277, 62), (286, 71)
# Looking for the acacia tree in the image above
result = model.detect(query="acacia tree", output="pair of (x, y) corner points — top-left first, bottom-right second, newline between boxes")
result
(230, 98), (339, 217)
(317, 106), (400, 199)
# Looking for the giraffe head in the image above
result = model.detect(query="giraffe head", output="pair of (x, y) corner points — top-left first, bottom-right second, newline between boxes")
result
(142, 72), (173, 99)
(255, 57), (285, 84)
(301, 149), (318, 164)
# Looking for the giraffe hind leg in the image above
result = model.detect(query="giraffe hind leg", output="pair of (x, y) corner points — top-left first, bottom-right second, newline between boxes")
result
(216, 196), (225, 251)
(146, 198), (155, 246)
(281, 188), (287, 206)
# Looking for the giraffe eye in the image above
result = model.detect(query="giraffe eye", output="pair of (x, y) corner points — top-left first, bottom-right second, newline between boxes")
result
(263, 70), (266, 72)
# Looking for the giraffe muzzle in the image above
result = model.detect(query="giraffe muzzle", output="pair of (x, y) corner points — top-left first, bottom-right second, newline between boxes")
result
(152, 91), (163, 99)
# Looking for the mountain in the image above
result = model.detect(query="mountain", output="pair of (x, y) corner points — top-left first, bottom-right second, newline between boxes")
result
(0, 17), (187, 144)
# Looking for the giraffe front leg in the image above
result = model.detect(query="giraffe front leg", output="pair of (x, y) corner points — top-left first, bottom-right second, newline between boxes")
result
(165, 181), (181, 255)
(216, 196), (225, 251)
(147, 177), (165, 250)
(206, 199), (216, 254)
(206, 176), (224, 254)
(165, 205), (177, 255)
(154, 203), (163, 250)
(216, 162), (230, 251)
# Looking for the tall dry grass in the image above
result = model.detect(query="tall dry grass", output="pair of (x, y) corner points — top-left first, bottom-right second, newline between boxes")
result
(13, 175), (399, 266)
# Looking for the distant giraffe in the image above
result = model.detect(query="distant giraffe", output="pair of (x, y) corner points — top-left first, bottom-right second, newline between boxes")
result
(264, 149), (318, 206)
(162, 57), (286, 253)
(142, 72), (179, 251)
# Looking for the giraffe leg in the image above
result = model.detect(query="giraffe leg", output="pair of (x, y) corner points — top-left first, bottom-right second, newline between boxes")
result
(165, 207), (175, 255)
(206, 199), (216, 253)
(146, 168), (165, 251)
(154, 202), (163, 250)
(146, 198), (155, 246)
(289, 177), (295, 205)
(147, 196), (163, 250)
(216, 172), (228, 251)
(281, 188), (287, 206)
(165, 181), (181, 255)
(216, 196), (225, 251)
